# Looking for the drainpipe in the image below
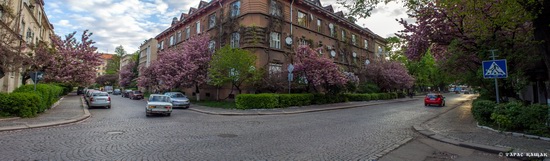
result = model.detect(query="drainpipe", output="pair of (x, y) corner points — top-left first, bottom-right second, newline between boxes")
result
(290, 0), (294, 36)
(217, 0), (223, 101)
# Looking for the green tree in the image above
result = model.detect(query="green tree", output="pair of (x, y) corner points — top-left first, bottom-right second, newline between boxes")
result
(105, 45), (126, 75)
(208, 45), (261, 99)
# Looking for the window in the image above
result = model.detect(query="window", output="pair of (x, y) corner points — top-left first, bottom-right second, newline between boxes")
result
(352, 34), (356, 45)
(160, 41), (164, 49)
(317, 19), (322, 33)
(341, 30), (346, 41)
(196, 21), (201, 34)
(20, 21), (25, 37)
(230, 1), (241, 18)
(270, 1), (281, 17)
(270, 32), (281, 49)
(317, 48), (323, 55)
(329, 23), (335, 37)
(268, 63), (282, 76)
(297, 11), (309, 27)
(177, 31), (182, 42)
(299, 39), (308, 46)
(208, 40), (216, 53)
(38, 12), (42, 25)
(231, 32), (240, 48)
(364, 39), (368, 49)
(26, 28), (32, 43)
(169, 35), (174, 46)
(146, 46), (151, 67)
(209, 13), (216, 29)
(185, 27), (190, 39)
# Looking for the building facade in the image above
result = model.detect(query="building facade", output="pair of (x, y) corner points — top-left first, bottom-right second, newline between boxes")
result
(0, 0), (55, 93)
(96, 54), (112, 76)
(138, 38), (158, 72)
(154, 0), (386, 99)
(120, 54), (134, 71)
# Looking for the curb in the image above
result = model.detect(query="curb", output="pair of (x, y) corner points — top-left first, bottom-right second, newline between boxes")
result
(412, 97), (513, 154)
(477, 123), (550, 142)
(0, 96), (91, 132)
(188, 98), (417, 116)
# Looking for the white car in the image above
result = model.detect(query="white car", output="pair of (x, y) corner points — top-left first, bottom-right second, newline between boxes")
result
(146, 94), (173, 117)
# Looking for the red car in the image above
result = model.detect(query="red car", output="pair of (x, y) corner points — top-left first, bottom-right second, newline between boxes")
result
(425, 93), (445, 107)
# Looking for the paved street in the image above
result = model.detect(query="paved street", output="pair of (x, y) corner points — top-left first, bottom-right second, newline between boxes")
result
(0, 94), (510, 160)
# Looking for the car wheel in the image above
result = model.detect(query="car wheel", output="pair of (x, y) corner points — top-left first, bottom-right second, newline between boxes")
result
(107, 105), (111, 109)
(166, 113), (171, 116)
(425, 103), (428, 107)
(183, 106), (189, 109)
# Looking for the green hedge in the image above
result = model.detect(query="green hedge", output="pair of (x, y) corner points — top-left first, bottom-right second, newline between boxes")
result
(236, 94), (279, 109)
(0, 84), (65, 117)
(472, 98), (550, 137)
(279, 94), (314, 107)
(236, 92), (402, 110)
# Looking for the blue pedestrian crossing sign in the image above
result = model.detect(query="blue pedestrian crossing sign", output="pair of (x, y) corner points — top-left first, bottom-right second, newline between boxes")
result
(483, 59), (507, 78)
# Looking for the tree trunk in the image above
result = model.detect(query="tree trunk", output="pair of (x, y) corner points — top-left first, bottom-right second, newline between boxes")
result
(195, 85), (200, 101)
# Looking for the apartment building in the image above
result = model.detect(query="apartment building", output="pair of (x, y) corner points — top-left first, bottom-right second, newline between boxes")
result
(120, 54), (134, 70)
(96, 54), (113, 76)
(138, 38), (158, 73)
(0, 0), (55, 93)
(154, 0), (386, 99)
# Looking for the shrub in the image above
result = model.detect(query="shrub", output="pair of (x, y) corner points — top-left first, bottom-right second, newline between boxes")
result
(370, 93), (379, 100)
(4, 93), (41, 117)
(344, 94), (371, 101)
(0, 93), (11, 116)
(517, 104), (549, 135)
(397, 92), (407, 98)
(357, 82), (380, 93)
(278, 94), (313, 107)
(471, 99), (496, 125)
(494, 101), (524, 130)
(236, 93), (279, 109)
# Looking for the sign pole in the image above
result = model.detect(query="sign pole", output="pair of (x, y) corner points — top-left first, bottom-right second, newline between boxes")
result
(288, 64), (294, 94)
(489, 49), (499, 103)
(34, 71), (38, 91)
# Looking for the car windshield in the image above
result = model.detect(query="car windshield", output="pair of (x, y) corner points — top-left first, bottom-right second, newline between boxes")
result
(93, 92), (108, 96)
(149, 96), (169, 102)
(427, 94), (438, 99)
(171, 94), (186, 98)
(114, 89), (121, 92)
(134, 91), (142, 94)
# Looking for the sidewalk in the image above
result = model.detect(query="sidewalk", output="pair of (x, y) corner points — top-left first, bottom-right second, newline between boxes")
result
(414, 97), (550, 160)
(0, 93), (90, 132)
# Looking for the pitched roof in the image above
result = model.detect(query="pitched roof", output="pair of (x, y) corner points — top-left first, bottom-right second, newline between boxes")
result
(100, 54), (113, 60)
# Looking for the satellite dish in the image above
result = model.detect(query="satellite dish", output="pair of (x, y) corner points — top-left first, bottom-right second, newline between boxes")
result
(329, 23), (334, 28)
(330, 50), (336, 57)
(365, 59), (370, 65)
(352, 52), (357, 58)
(285, 36), (293, 45)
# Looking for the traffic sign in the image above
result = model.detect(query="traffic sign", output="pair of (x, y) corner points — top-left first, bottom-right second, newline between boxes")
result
(287, 64), (294, 72)
(483, 59), (507, 78)
(30, 71), (44, 83)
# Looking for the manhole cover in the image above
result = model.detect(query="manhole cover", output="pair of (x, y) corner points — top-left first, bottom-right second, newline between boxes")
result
(218, 134), (238, 138)
(106, 131), (124, 135)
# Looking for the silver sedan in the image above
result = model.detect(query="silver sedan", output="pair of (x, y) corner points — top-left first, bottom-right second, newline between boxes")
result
(88, 92), (111, 109)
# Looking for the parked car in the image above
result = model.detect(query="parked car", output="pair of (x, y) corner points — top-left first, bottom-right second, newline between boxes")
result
(84, 90), (98, 104)
(122, 90), (132, 98)
(146, 94), (172, 116)
(112, 89), (121, 95)
(104, 86), (113, 94)
(88, 92), (111, 109)
(129, 91), (144, 100)
(164, 92), (190, 109)
(424, 93), (445, 107)
(77, 87), (85, 95)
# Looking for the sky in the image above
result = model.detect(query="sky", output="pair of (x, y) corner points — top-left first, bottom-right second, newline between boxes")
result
(44, 0), (411, 54)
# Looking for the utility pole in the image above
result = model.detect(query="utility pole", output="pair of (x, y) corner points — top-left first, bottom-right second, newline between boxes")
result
(489, 49), (499, 103)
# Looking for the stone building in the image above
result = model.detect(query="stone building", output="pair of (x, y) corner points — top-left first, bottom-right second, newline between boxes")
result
(154, 0), (386, 99)
(0, 0), (55, 93)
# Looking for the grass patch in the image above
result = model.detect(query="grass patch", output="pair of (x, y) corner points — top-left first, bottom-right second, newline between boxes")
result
(192, 100), (237, 109)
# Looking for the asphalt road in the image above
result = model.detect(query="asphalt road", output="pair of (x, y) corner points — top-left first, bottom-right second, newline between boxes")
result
(0, 93), (498, 160)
